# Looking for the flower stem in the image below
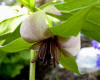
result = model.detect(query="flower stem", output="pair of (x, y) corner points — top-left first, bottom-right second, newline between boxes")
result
(29, 50), (36, 80)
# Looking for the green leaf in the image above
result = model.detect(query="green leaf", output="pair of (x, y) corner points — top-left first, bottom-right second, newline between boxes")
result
(50, 7), (91, 37)
(0, 51), (7, 63)
(40, 2), (55, 9)
(47, 12), (72, 21)
(0, 24), (21, 45)
(55, 0), (98, 13)
(40, 1), (71, 21)
(0, 15), (25, 46)
(40, 0), (99, 21)
(0, 15), (23, 36)
(0, 38), (33, 53)
(30, 0), (35, 10)
(0, 6), (23, 22)
(60, 54), (80, 74)
(81, 6), (100, 42)
(18, 0), (35, 11)
(39, 1), (62, 9)
(0, 49), (30, 78)
(18, 0), (30, 7)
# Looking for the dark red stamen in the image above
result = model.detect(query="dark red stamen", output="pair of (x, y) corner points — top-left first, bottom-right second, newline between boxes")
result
(31, 36), (61, 67)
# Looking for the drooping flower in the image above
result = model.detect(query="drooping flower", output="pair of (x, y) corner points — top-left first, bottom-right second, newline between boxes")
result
(20, 6), (80, 67)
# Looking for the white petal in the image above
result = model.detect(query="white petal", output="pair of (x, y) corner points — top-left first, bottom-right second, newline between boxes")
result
(20, 11), (52, 42)
(59, 34), (81, 56)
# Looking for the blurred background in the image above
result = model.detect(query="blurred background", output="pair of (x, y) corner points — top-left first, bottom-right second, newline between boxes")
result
(0, 0), (100, 80)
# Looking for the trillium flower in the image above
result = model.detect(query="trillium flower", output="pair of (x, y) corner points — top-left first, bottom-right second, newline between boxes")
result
(20, 5), (80, 67)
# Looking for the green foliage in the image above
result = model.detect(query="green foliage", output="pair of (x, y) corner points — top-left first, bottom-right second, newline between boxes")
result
(0, 15), (23, 36)
(0, 15), (33, 53)
(29, 0), (35, 10)
(55, 0), (98, 13)
(0, 38), (33, 53)
(55, 75), (60, 80)
(0, 49), (30, 78)
(40, 0), (98, 21)
(50, 0), (100, 43)
(46, 12), (72, 21)
(60, 54), (80, 74)
(82, 5), (100, 42)
(39, 1), (61, 9)
(50, 7), (91, 37)
(18, 0), (35, 11)
(0, 15), (24, 46)
(0, 24), (21, 45)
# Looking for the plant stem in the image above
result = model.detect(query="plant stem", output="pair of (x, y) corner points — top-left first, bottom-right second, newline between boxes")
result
(29, 50), (36, 80)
